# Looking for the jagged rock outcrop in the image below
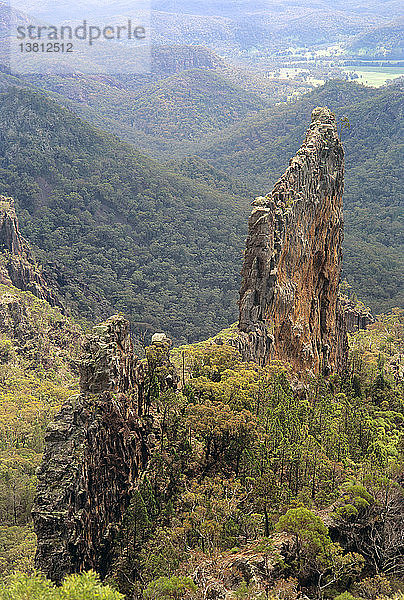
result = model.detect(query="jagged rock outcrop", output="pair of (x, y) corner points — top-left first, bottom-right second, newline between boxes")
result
(236, 107), (347, 376)
(340, 297), (375, 333)
(0, 196), (60, 307)
(191, 533), (295, 599)
(33, 315), (148, 582)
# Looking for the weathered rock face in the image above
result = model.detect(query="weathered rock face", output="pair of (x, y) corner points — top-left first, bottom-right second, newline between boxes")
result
(237, 107), (347, 376)
(340, 297), (375, 333)
(191, 533), (295, 599)
(0, 196), (60, 307)
(32, 315), (148, 582)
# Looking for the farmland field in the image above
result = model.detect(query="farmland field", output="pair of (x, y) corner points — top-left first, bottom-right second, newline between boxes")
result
(343, 66), (404, 86)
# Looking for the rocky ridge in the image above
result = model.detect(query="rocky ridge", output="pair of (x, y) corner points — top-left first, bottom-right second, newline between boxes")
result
(0, 196), (60, 308)
(236, 107), (348, 376)
(32, 315), (149, 582)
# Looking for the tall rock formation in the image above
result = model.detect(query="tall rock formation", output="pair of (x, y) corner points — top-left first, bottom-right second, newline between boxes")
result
(33, 315), (148, 582)
(237, 107), (347, 376)
(339, 296), (375, 333)
(0, 196), (60, 308)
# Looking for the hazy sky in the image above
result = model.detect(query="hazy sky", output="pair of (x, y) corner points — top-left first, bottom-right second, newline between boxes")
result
(7, 0), (403, 23)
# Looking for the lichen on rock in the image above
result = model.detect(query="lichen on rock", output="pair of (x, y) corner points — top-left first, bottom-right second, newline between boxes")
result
(236, 107), (348, 376)
(32, 315), (148, 582)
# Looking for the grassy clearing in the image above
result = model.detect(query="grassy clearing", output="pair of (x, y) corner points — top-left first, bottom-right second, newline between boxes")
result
(343, 67), (404, 87)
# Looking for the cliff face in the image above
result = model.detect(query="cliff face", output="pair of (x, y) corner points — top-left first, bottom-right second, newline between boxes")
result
(33, 315), (148, 582)
(340, 297), (375, 333)
(237, 107), (347, 376)
(0, 196), (60, 308)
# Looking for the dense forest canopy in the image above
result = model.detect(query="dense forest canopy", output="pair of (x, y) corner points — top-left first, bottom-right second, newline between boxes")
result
(0, 87), (253, 342)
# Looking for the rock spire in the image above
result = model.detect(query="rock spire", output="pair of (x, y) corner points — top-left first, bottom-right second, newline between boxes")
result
(33, 315), (147, 582)
(237, 107), (347, 375)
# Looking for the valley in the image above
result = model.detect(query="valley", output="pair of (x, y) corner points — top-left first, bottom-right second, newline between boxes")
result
(0, 2), (402, 600)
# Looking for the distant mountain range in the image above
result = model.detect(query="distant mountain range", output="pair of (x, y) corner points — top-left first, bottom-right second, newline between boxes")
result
(1, 0), (401, 55)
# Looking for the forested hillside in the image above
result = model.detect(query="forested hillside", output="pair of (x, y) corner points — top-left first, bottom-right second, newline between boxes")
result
(0, 87), (252, 343)
(0, 57), (297, 158)
(123, 69), (269, 141)
(149, 0), (397, 51)
(0, 82), (402, 342)
(347, 21), (404, 58)
(1, 291), (402, 599)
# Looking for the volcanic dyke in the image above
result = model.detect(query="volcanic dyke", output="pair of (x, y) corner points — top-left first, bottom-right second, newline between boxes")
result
(236, 107), (348, 376)
(0, 196), (60, 308)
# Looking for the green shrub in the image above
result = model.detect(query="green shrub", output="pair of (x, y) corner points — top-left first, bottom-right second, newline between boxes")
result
(0, 570), (124, 600)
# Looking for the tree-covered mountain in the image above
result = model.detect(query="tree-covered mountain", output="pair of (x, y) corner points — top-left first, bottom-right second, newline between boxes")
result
(0, 50), (298, 158)
(0, 87), (254, 343)
(149, 0), (396, 51)
(195, 81), (379, 183)
(0, 80), (402, 343)
(347, 19), (404, 58)
(34, 66), (274, 157)
(122, 69), (269, 140)
(7, 0), (390, 53)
